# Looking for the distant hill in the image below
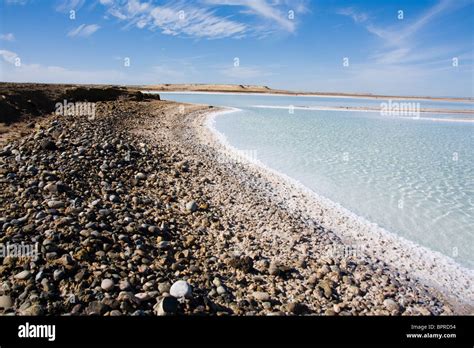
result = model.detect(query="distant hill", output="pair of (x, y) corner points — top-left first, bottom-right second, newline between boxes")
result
(143, 83), (473, 102)
(146, 83), (273, 93)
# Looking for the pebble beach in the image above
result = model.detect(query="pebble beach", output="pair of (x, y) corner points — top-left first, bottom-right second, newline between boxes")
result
(0, 84), (471, 316)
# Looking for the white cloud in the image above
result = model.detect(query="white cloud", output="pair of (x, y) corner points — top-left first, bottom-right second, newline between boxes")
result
(0, 49), (127, 84)
(327, 0), (474, 96)
(336, 7), (368, 23)
(67, 24), (101, 38)
(101, 0), (307, 39)
(149, 5), (247, 39)
(204, 0), (303, 32)
(337, 0), (471, 66)
(0, 33), (15, 41)
(0, 50), (19, 64)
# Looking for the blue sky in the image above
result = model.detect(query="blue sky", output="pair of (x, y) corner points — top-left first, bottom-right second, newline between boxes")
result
(0, 0), (473, 97)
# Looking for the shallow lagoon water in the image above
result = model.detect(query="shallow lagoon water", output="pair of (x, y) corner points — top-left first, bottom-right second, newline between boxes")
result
(158, 92), (474, 269)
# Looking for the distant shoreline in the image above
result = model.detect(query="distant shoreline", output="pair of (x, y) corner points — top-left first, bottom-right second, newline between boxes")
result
(1, 81), (472, 103)
(142, 84), (474, 103)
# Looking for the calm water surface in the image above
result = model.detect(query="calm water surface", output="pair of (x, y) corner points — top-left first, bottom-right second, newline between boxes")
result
(157, 92), (474, 269)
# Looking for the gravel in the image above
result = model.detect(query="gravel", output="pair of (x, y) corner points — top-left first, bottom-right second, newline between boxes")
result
(0, 93), (464, 316)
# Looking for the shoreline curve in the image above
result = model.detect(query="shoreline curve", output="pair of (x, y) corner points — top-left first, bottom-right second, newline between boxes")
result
(201, 106), (474, 311)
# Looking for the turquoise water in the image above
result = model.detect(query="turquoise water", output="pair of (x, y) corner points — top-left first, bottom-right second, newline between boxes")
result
(158, 92), (474, 269)
(156, 91), (474, 112)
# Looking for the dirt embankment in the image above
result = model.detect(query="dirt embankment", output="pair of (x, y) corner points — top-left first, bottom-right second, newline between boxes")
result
(0, 83), (160, 146)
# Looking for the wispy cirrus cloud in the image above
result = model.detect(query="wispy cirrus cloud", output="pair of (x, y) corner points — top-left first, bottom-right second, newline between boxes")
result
(331, 0), (474, 96)
(336, 7), (368, 23)
(204, 0), (307, 33)
(67, 24), (101, 37)
(366, 0), (456, 48)
(100, 0), (307, 39)
(337, 0), (471, 66)
(103, 0), (247, 39)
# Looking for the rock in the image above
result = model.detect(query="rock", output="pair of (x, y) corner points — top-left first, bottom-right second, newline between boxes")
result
(229, 256), (254, 273)
(308, 274), (319, 285)
(216, 286), (227, 295)
(44, 183), (58, 193)
(119, 280), (131, 291)
(318, 280), (333, 299)
(158, 282), (171, 294)
(98, 209), (111, 216)
(135, 293), (151, 302)
(157, 241), (171, 250)
(20, 304), (43, 316)
(212, 278), (222, 287)
(47, 200), (65, 209)
(109, 194), (119, 203)
(154, 296), (178, 316)
(87, 301), (106, 315)
(268, 261), (291, 277)
(184, 236), (195, 247)
(185, 201), (198, 212)
(134, 172), (147, 181)
(101, 279), (115, 292)
(347, 285), (361, 297)
(325, 309), (336, 316)
(287, 302), (307, 315)
(40, 139), (56, 151)
(117, 291), (138, 304)
(383, 298), (400, 313)
(14, 270), (31, 280)
(58, 254), (75, 268)
(53, 269), (65, 281)
(415, 306), (432, 316)
(252, 291), (270, 301)
(169, 280), (192, 298)
(0, 295), (13, 310)
(268, 262), (281, 276)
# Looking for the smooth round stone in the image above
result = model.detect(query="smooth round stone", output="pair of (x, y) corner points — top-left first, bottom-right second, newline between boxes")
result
(14, 270), (31, 280)
(101, 279), (115, 292)
(134, 172), (147, 180)
(212, 278), (222, 287)
(383, 298), (400, 312)
(158, 282), (171, 294)
(0, 295), (13, 309)
(43, 183), (58, 193)
(252, 291), (270, 301)
(169, 280), (192, 298)
(135, 293), (151, 302)
(47, 200), (65, 209)
(216, 286), (227, 295)
(119, 280), (131, 291)
(185, 201), (198, 212)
